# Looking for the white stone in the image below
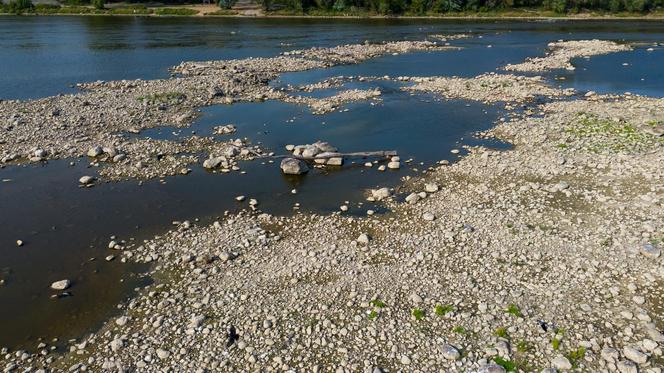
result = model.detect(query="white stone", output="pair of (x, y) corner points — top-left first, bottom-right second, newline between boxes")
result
(50, 279), (71, 290)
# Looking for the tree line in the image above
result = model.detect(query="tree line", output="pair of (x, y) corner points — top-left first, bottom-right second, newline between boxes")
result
(258, 0), (663, 13)
(2, 0), (662, 14)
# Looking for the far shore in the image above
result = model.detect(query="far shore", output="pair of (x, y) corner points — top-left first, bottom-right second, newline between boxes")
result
(2, 4), (664, 20)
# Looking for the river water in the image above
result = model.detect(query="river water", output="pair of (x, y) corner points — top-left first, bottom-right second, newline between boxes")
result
(0, 16), (663, 350)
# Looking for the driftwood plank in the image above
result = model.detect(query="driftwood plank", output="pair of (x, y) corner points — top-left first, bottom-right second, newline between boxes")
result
(268, 151), (398, 160)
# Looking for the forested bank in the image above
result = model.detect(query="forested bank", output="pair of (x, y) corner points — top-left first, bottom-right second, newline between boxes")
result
(258, 0), (664, 15)
(2, 0), (663, 16)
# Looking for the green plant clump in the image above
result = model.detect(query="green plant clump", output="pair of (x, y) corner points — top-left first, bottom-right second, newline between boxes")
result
(494, 327), (510, 339)
(493, 356), (516, 372)
(566, 346), (587, 366)
(435, 304), (454, 316)
(411, 308), (425, 320)
(505, 304), (523, 318)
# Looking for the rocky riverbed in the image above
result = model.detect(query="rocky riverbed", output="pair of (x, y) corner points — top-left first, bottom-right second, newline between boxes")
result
(0, 40), (450, 182)
(2, 38), (663, 372)
(504, 39), (632, 72)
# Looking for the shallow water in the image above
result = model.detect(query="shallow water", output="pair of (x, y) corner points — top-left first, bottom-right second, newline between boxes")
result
(1, 17), (664, 350)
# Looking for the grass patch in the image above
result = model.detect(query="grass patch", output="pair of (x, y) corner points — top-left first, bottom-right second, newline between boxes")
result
(493, 356), (516, 372)
(494, 327), (509, 339)
(368, 310), (378, 320)
(411, 308), (425, 320)
(452, 325), (468, 334)
(516, 340), (532, 353)
(154, 7), (198, 16)
(206, 9), (239, 15)
(435, 304), (454, 316)
(565, 346), (586, 367)
(369, 299), (386, 308)
(566, 113), (663, 153)
(109, 5), (151, 15)
(551, 330), (565, 351)
(505, 304), (523, 318)
(138, 91), (185, 104)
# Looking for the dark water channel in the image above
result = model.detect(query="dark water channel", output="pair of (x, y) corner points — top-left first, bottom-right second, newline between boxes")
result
(1, 16), (663, 350)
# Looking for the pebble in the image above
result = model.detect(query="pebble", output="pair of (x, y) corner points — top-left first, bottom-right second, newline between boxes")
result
(623, 346), (648, 364)
(551, 355), (572, 370)
(617, 360), (638, 373)
(424, 183), (439, 193)
(79, 176), (95, 185)
(357, 233), (371, 245)
(50, 279), (71, 291)
(441, 344), (461, 360)
(641, 243), (661, 258)
(405, 193), (421, 204)
(156, 349), (170, 359)
(115, 316), (128, 326)
(422, 212), (436, 221)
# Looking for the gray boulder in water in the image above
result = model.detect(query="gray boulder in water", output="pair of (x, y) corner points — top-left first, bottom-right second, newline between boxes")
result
(280, 158), (309, 175)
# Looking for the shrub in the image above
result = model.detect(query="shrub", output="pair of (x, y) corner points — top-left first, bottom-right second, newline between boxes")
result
(92, 0), (105, 10)
(7, 0), (34, 14)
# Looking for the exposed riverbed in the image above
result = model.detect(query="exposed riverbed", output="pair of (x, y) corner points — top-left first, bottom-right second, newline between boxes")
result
(1, 17), (663, 372)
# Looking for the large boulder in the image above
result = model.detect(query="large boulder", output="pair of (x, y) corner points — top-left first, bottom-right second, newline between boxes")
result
(313, 141), (338, 153)
(301, 145), (320, 159)
(203, 157), (223, 169)
(280, 158), (309, 175)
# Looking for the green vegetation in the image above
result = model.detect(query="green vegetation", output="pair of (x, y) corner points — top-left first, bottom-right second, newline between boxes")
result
(435, 304), (454, 316)
(137, 91), (186, 104)
(2, 0), (34, 14)
(3, 0), (663, 15)
(494, 327), (509, 339)
(493, 356), (516, 372)
(505, 304), (523, 318)
(154, 7), (199, 15)
(566, 113), (664, 153)
(1, 1), (195, 15)
(516, 340), (532, 353)
(551, 330), (565, 350)
(92, 0), (104, 10)
(369, 299), (386, 308)
(368, 310), (379, 320)
(411, 308), (425, 320)
(258, 0), (664, 15)
(206, 8), (240, 14)
(452, 325), (468, 334)
(565, 346), (587, 367)
(109, 4), (150, 14)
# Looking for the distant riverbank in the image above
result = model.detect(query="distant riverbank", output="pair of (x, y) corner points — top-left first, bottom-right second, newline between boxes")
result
(2, 4), (664, 19)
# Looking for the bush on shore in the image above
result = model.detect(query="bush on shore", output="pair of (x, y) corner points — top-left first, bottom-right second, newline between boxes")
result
(92, 0), (105, 10)
(3, 0), (34, 14)
(260, 0), (664, 14)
